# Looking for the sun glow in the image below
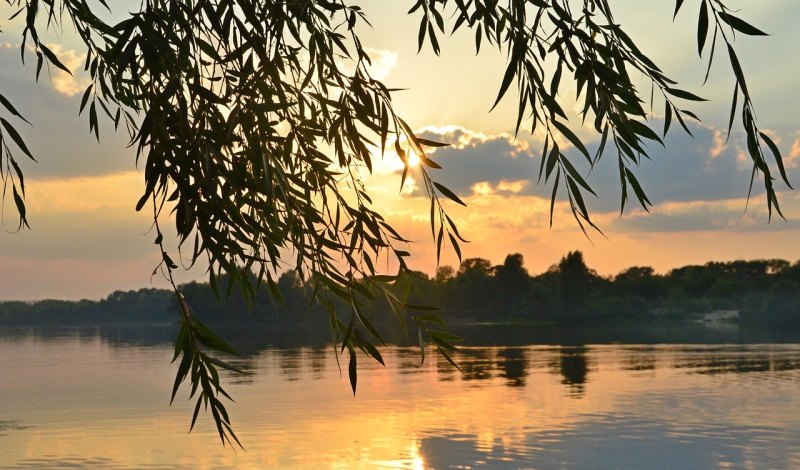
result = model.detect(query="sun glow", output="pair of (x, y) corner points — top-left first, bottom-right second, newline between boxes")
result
(407, 152), (421, 168)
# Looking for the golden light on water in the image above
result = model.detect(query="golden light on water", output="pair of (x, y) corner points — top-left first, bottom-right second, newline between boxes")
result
(4, 340), (800, 468)
(411, 440), (425, 470)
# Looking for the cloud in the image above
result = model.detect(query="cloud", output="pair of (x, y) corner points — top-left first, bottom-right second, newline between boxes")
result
(406, 122), (799, 216)
(608, 193), (800, 234)
(364, 48), (398, 80)
(45, 44), (92, 97)
(0, 45), (135, 178)
(787, 132), (800, 168)
(25, 171), (143, 213)
(410, 125), (538, 195)
(338, 47), (398, 81)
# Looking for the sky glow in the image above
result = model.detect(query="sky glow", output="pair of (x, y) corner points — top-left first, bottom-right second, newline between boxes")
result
(0, 1), (798, 300)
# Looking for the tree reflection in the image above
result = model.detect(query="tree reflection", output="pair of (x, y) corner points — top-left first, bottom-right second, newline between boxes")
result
(552, 346), (590, 398)
(309, 347), (327, 380)
(675, 347), (800, 375)
(277, 348), (302, 381)
(496, 348), (528, 387)
(622, 347), (657, 371)
(460, 349), (493, 382)
(436, 351), (457, 382)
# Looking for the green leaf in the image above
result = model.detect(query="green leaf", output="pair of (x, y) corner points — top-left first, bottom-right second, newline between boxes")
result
(760, 131), (792, 189)
(189, 396), (202, 432)
(1, 118), (35, 161)
(665, 87), (707, 102)
(354, 307), (385, 345)
(664, 103), (673, 136)
(560, 156), (596, 196)
(404, 303), (441, 311)
(625, 168), (652, 210)
(340, 316), (354, 353)
(629, 120), (664, 145)
(417, 17), (427, 52)
(191, 317), (238, 355)
(436, 223), (443, 261)
(206, 356), (247, 375)
(549, 170), (560, 227)
(436, 346), (462, 372)
(429, 330), (463, 344)
(0, 94), (30, 124)
(697, 1), (709, 57)
(566, 177), (590, 220)
(40, 44), (73, 75)
(416, 313), (446, 328)
(12, 185), (29, 229)
(171, 352), (192, 404)
(79, 85), (93, 114)
(552, 120), (590, 163)
(492, 52), (518, 110)
(417, 138), (449, 147)
(673, 0), (685, 19)
(362, 341), (385, 366)
(726, 45), (749, 97)
(420, 155), (442, 169)
(433, 182), (467, 206)
(726, 83), (739, 140)
(348, 349), (357, 395)
(719, 12), (767, 36)
(544, 142), (559, 182)
(449, 232), (462, 262)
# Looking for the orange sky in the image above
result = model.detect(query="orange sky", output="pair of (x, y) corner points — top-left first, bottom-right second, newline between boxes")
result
(0, 2), (799, 300)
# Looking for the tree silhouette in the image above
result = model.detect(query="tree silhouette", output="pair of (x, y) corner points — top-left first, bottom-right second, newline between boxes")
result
(494, 254), (531, 317)
(557, 251), (598, 320)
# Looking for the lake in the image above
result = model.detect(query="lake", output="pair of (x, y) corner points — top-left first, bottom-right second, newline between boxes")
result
(1, 325), (799, 469)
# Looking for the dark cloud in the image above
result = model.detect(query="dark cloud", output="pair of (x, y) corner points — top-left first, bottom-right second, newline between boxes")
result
(608, 195), (800, 234)
(415, 122), (797, 215)
(0, 46), (135, 179)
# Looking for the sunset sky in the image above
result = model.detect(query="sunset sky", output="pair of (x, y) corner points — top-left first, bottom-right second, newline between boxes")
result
(0, 1), (799, 300)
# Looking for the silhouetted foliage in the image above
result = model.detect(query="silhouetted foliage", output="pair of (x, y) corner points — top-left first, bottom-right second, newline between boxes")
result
(4, 252), (798, 330)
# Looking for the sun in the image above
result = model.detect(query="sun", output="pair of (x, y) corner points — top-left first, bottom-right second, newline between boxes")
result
(407, 152), (421, 168)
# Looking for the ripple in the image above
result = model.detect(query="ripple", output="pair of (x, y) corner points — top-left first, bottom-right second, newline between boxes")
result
(8, 455), (183, 470)
(0, 420), (29, 434)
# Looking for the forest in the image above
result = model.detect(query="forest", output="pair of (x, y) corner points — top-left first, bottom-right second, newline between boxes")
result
(1, 251), (798, 329)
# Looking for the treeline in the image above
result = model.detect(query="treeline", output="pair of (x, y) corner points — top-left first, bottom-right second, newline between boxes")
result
(0, 288), (173, 326)
(2, 251), (799, 328)
(412, 252), (800, 326)
(174, 251), (800, 328)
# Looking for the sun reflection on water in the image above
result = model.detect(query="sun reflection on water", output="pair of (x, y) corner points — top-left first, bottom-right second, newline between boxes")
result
(3, 337), (800, 469)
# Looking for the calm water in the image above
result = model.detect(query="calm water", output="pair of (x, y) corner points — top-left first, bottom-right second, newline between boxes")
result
(1, 327), (800, 469)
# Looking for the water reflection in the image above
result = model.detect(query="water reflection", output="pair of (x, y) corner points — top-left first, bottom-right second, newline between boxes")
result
(460, 349), (493, 382)
(495, 348), (528, 387)
(2, 329), (800, 469)
(9, 456), (178, 470)
(622, 347), (657, 371)
(308, 347), (327, 380)
(550, 346), (591, 398)
(430, 354), (454, 384)
(673, 347), (800, 376)
(416, 412), (798, 469)
(0, 420), (28, 435)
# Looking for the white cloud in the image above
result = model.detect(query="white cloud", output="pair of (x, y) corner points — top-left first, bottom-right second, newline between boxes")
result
(45, 44), (91, 97)
(787, 132), (800, 169)
(497, 179), (527, 194)
(338, 47), (398, 81)
(364, 48), (398, 81)
(709, 129), (725, 159)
